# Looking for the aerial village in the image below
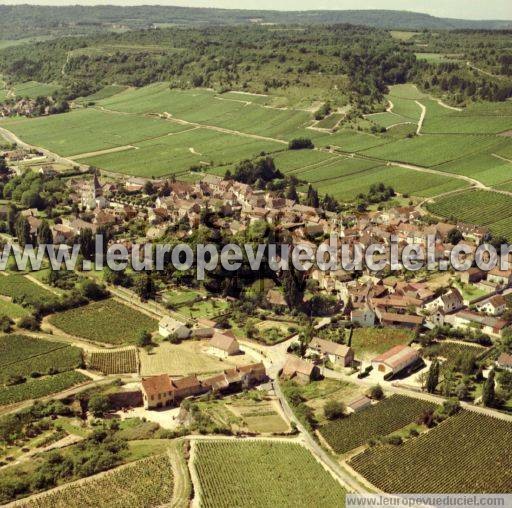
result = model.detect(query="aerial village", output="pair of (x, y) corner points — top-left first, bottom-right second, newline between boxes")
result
(1, 145), (511, 429)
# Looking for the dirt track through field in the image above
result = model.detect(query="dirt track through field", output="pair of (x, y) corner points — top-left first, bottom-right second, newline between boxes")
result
(415, 101), (426, 135)
(71, 144), (138, 159)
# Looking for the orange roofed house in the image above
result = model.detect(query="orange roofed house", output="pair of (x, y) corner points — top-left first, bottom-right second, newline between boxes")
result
(371, 345), (421, 378)
(141, 363), (266, 409)
(281, 356), (320, 384)
(141, 374), (206, 409)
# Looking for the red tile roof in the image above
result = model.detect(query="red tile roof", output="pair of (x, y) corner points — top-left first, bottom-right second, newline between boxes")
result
(141, 374), (172, 397)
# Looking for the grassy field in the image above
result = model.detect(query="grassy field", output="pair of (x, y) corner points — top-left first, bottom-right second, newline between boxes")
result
(1, 108), (188, 157)
(315, 113), (343, 129)
(349, 327), (415, 360)
(319, 395), (437, 455)
(197, 392), (289, 434)
(349, 411), (512, 493)
(78, 85), (129, 102)
(13, 81), (60, 99)
(195, 440), (346, 507)
(163, 288), (203, 306)
(139, 340), (254, 377)
(253, 319), (296, 345)
(309, 163), (468, 201)
(423, 113), (512, 135)
(434, 151), (512, 187)
(175, 299), (229, 320)
(360, 134), (504, 167)
(48, 299), (157, 345)
(427, 189), (512, 240)
(366, 111), (413, 129)
(0, 298), (29, 318)
(283, 378), (362, 425)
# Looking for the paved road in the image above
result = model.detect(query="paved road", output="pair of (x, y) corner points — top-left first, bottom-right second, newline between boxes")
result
(272, 377), (369, 493)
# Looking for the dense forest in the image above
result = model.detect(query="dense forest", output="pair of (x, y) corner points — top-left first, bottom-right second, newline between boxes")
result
(0, 5), (511, 39)
(1, 23), (511, 109)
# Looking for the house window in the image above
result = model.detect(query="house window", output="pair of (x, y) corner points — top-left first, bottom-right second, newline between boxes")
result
(151, 395), (154, 401)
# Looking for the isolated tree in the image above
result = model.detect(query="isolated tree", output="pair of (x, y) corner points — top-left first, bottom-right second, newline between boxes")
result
(88, 394), (110, 417)
(0, 155), (9, 180)
(134, 273), (156, 302)
(137, 330), (152, 348)
(6, 205), (17, 235)
(368, 384), (384, 400)
(324, 400), (346, 420)
(426, 360), (440, 394)
(282, 264), (305, 309)
(482, 369), (496, 407)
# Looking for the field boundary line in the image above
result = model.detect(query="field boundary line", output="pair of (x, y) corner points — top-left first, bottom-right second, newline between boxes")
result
(70, 144), (137, 160)
(23, 274), (61, 296)
(188, 439), (201, 508)
(297, 162), (387, 186)
(160, 112), (289, 145)
(386, 121), (414, 130)
(492, 153), (512, 164)
(0, 342), (69, 369)
(165, 440), (192, 508)
(435, 99), (463, 111)
(415, 101), (426, 135)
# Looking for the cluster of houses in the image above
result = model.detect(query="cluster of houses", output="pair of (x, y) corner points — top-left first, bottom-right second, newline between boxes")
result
(3, 148), (511, 346)
(281, 339), (421, 384)
(141, 362), (267, 409)
(29, 171), (505, 343)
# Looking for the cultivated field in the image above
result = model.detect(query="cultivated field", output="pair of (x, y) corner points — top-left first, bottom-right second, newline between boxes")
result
(0, 334), (83, 384)
(0, 274), (54, 306)
(1, 108), (187, 157)
(48, 299), (157, 345)
(0, 370), (89, 406)
(349, 411), (512, 493)
(194, 440), (346, 507)
(88, 348), (138, 375)
(423, 341), (487, 364)
(17, 453), (175, 508)
(139, 340), (254, 377)
(2, 79), (511, 201)
(361, 134), (504, 168)
(81, 126), (283, 177)
(319, 395), (437, 454)
(427, 189), (512, 240)
(434, 151), (512, 187)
